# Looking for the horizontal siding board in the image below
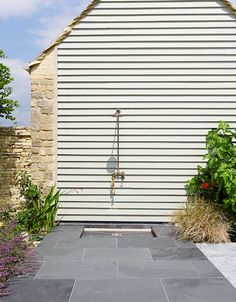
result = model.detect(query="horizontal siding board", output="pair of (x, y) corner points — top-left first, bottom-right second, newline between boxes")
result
(58, 55), (236, 62)
(57, 62), (236, 69)
(56, 209), (180, 215)
(89, 8), (227, 15)
(64, 35), (236, 42)
(75, 21), (236, 29)
(56, 0), (236, 222)
(57, 135), (207, 142)
(59, 194), (186, 202)
(58, 42), (236, 48)
(57, 122), (236, 130)
(82, 15), (235, 22)
(56, 161), (203, 169)
(58, 202), (184, 210)
(57, 175), (190, 182)
(57, 101), (236, 109)
(70, 28), (236, 35)
(55, 215), (171, 222)
(57, 181), (185, 189)
(57, 82), (236, 89)
(57, 188), (187, 196)
(94, 2), (222, 9)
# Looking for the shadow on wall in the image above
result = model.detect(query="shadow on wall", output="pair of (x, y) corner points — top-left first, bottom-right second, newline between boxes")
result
(0, 127), (31, 203)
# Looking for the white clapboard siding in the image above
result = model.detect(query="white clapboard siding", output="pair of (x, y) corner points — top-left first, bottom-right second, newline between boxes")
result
(56, 0), (236, 222)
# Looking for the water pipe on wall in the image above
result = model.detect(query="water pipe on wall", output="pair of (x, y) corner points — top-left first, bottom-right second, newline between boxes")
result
(111, 109), (125, 195)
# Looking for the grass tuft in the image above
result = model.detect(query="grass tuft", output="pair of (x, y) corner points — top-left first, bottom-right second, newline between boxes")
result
(172, 197), (231, 243)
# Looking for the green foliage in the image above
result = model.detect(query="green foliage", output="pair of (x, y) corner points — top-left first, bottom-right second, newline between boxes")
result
(0, 50), (19, 121)
(17, 172), (60, 234)
(0, 199), (16, 223)
(187, 121), (236, 222)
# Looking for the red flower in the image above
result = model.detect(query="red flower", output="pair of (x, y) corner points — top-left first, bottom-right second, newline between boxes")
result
(201, 182), (209, 189)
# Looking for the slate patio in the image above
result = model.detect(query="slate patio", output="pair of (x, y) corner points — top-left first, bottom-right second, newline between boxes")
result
(3, 224), (236, 302)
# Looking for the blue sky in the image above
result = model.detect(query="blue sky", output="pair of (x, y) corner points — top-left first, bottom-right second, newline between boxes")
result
(0, 0), (236, 126)
(0, 0), (92, 126)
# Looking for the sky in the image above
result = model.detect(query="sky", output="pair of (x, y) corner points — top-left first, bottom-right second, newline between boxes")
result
(0, 0), (236, 126)
(0, 0), (92, 126)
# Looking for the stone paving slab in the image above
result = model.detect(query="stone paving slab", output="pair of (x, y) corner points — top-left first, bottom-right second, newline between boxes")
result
(151, 224), (175, 238)
(83, 248), (152, 262)
(70, 279), (168, 302)
(118, 260), (198, 279)
(36, 247), (85, 261)
(162, 278), (236, 302)
(57, 236), (117, 248)
(117, 237), (177, 248)
(2, 279), (75, 302)
(150, 247), (206, 260)
(190, 259), (225, 278)
(36, 260), (118, 280)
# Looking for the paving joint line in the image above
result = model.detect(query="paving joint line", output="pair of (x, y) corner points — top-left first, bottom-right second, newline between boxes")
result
(33, 261), (46, 280)
(187, 259), (201, 277)
(54, 237), (62, 248)
(81, 248), (86, 262)
(172, 237), (180, 248)
(160, 278), (170, 302)
(68, 279), (76, 302)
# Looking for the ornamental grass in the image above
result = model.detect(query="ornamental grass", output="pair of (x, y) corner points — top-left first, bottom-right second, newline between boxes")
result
(172, 197), (231, 243)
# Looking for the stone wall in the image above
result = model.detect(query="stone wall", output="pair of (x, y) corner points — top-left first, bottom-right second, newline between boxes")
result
(0, 127), (31, 203)
(30, 49), (57, 194)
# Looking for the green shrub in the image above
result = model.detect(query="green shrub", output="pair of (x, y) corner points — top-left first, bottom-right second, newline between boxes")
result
(187, 121), (236, 224)
(17, 172), (60, 234)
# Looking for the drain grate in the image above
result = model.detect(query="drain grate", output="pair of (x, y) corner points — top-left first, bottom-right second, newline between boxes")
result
(81, 225), (156, 237)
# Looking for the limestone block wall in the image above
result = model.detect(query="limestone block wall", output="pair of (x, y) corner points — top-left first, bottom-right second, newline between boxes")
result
(0, 127), (31, 203)
(30, 49), (57, 194)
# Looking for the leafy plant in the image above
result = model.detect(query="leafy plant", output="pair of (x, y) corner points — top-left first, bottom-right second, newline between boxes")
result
(187, 121), (236, 223)
(172, 197), (231, 243)
(0, 50), (19, 121)
(17, 172), (60, 234)
(0, 222), (35, 297)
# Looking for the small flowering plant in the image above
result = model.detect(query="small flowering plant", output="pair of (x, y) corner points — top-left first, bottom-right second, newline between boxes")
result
(187, 121), (236, 223)
(0, 222), (35, 297)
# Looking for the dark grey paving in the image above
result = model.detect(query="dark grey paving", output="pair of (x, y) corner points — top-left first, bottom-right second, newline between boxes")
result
(117, 237), (177, 248)
(175, 239), (196, 248)
(83, 248), (152, 262)
(150, 247), (206, 260)
(162, 278), (236, 302)
(190, 260), (225, 278)
(118, 260), (198, 279)
(70, 279), (168, 302)
(36, 260), (118, 280)
(57, 236), (116, 248)
(36, 247), (85, 261)
(2, 279), (74, 302)
(152, 224), (175, 237)
(4, 224), (236, 302)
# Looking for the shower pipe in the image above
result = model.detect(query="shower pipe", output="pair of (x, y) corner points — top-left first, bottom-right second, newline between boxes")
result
(111, 109), (125, 195)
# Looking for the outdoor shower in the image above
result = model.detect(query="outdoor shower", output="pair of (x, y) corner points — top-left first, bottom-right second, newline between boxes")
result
(111, 109), (125, 195)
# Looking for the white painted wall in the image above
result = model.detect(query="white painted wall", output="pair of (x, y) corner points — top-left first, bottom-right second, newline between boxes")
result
(56, 0), (236, 222)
